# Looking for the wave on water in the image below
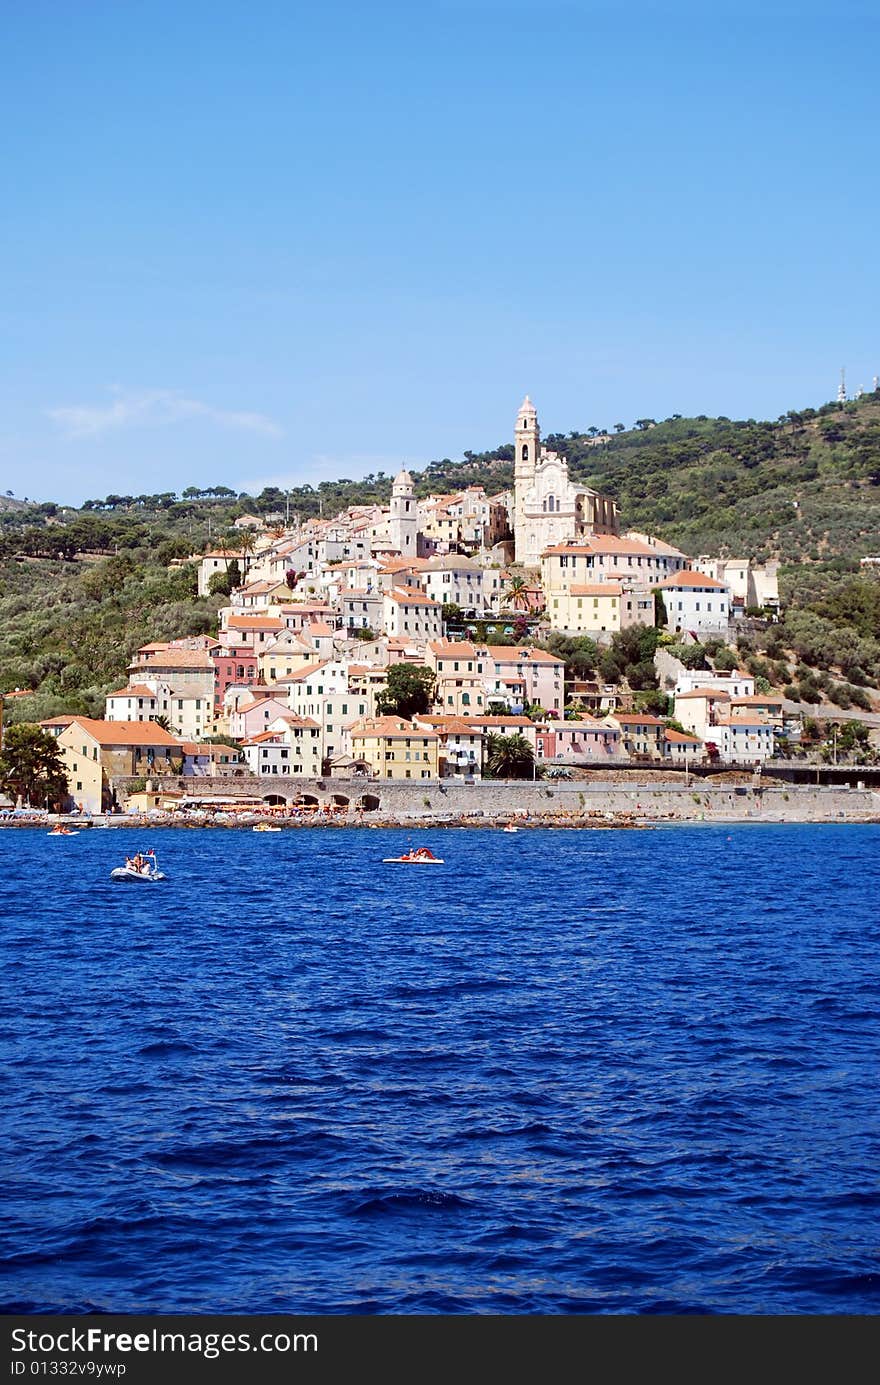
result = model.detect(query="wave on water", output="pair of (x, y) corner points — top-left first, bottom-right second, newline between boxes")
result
(1, 824), (879, 1313)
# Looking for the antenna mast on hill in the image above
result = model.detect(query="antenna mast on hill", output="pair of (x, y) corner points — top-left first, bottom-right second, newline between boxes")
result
(838, 368), (847, 403)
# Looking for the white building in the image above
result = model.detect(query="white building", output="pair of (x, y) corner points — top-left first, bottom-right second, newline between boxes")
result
(713, 715), (776, 765)
(387, 467), (418, 557)
(420, 555), (497, 612)
(105, 681), (172, 724)
(382, 587), (443, 642)
(674, 670), (756, 699)
(513, 397), (619, 568)
(242, 716), (322, 779)
(656, 570), (731, 636)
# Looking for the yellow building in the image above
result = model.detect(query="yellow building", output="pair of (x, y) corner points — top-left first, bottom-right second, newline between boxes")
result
(57, 718), (183, 814)
(547, 581), (655, 635)
(426, 639), (487, 714)
(349, 716), (440, 780)
(257, 630), (320, 683)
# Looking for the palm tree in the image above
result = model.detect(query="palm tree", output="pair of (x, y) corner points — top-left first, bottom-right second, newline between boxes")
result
(484, 732), (536, 780)
(238, 529), (257, 576)
(504, 575), (530, 613)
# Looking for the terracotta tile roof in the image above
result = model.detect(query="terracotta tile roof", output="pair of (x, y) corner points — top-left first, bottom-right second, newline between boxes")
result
(542, 536), (660, 558)
(378, 558), (431, 572)
(106, 685), (159, 699)
(131, 651), (215, 670)
(674, 688), (732, 700)
(387, 586), (440, 607)
(225, 615), (286, 630)
(609, 713), (666, 726)
(62, 717), (181, 747)
(274, 661), (332, 683)
(306, 620), (335, 637)
(656, 569), (729, 590)
(428, 639), (481, 660)
(664, 729), (703, 744)
(233, 696), (289, 714)
(350, 716), (440, 739)
(431, 719), (483, 736)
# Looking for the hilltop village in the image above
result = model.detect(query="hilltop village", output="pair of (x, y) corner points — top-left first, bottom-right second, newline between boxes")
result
(0, 396), (818, 819)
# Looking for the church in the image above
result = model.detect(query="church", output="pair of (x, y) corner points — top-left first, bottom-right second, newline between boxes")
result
(513, 396), (619, 568)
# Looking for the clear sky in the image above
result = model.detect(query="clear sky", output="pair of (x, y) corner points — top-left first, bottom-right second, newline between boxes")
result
(1, 0), (877, 504)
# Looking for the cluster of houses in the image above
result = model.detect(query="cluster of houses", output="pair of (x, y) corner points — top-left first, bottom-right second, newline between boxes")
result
(35, 399), (786, 812)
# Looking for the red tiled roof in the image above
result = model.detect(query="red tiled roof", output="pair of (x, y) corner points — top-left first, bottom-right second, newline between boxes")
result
(387, 586), (440, 607)
(132, 651), (214, 670)
(656, 570), (728, 590)
(106, 685), (159, 699)
(225, 615), (286, 630)
(62, 718), (180, 747)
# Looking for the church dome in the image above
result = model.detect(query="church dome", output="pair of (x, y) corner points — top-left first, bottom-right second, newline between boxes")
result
(393, 467), (414, 488)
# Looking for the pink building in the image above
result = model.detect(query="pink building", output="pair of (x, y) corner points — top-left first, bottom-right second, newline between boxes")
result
(211, 645), (259, 715)
(229, 696), (292, 741)
(536, 718), (620, 762)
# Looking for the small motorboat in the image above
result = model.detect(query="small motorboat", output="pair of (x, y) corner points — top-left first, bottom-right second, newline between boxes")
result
(502, 824), (519, 833)
(382, 847), (445, 864)
(110, 850), (166, 882)
(48, 826), (78, 836)
(253, 823), (282, 832)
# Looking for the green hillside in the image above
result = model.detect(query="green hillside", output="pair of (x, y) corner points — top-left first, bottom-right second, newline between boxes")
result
(1, 389), (880, 716)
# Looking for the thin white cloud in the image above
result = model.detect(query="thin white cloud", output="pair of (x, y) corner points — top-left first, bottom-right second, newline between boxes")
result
(241, 454), (415, 493)
(48, 389), (282, 440)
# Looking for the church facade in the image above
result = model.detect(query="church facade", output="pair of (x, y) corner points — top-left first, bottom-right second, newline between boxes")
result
(513, 396), (619, 568)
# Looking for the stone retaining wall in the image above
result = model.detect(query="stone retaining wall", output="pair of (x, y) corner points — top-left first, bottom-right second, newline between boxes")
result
(112, 774), (879, 821)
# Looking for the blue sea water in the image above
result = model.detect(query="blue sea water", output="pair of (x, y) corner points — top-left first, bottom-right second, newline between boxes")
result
(0, 823), (878, 1315)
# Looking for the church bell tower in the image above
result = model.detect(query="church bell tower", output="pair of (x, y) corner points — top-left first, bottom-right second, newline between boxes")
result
(514, 395), (539, 563)
(389, 467), (417, 555)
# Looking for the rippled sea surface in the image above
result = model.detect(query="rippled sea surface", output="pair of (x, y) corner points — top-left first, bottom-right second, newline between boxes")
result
(1, 823), (878, 1314)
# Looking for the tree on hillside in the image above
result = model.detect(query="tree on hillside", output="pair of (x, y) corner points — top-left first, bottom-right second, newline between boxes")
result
(238, 530), (257, 575)
(483, 732), (536, 780)
(0, 724), (69, 808)
(208, 570), (232, 597)
(375, 664), (436, 720)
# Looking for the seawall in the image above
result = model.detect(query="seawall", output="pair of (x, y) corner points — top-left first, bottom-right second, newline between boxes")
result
(113, 775), (880, 823)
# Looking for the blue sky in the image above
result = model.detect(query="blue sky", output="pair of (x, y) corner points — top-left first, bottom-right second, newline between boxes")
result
(1, 0), (877, 504)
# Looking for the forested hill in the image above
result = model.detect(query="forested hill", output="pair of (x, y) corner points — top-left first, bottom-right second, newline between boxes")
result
(564, 392), (880, 563)
(445, 389), (880, 564)
(1, 390), (880, 721)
